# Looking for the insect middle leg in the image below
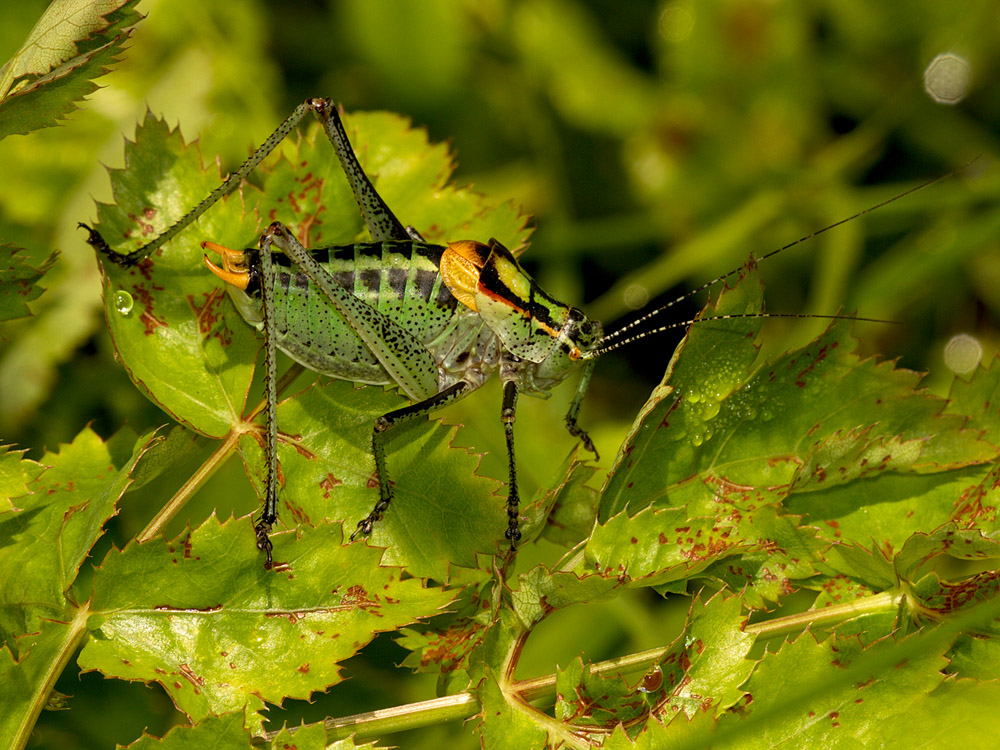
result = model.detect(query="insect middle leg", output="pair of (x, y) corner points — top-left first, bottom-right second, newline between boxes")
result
(350, 381), (475, 541)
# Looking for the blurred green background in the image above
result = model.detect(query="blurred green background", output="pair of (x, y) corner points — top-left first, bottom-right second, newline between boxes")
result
(2, 0), (998, 746)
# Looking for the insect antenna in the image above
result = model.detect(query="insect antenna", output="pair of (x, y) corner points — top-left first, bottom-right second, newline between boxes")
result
(583, 311), (896, 360)
(595, 165), (972, 350)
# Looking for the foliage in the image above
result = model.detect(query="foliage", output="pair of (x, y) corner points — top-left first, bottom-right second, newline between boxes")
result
(1, 1), (999, 749)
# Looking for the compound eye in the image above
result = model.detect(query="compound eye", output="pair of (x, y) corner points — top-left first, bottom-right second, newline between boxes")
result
(569, 347), (582, 361)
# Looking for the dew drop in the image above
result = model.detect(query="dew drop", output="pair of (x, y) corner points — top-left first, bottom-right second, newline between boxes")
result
(113, 290), (134, 316)
(702, 400), (721, 420)
(639, 665), (664, 693)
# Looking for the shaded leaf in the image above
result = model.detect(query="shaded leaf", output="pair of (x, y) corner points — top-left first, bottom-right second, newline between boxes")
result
(0, 427), (152, 618)
(240, 380), (506, 579)
(945, 356), (1000, 445)
(121, 712), (252, 749)
(0, 245), (55, 321)
(895, 522), (1000, 581)
(910, 569), (1000, 636)
(0, 0), (142, 139)
(0, 618), (80, 750)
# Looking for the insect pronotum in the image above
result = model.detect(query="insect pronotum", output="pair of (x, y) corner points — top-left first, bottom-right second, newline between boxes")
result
(80, 97), (944, 567)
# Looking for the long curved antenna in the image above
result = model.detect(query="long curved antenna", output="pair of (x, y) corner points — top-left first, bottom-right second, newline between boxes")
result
(598, 164), (975, 346)
(584, 312), (896, 360)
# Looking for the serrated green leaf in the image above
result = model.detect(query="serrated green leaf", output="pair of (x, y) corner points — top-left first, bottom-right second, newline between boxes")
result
(910, 569), (1000, 635)
(0, 245), (55, 321)
(952, 461), (1000, 535)
(122, 712), (252, 749)
(0, 616), (83, 750)
(554, 656), (636, 729)
(94, 112), (260, 437)
(552, 593), (754, 737)
(79, 516), (455, 732)
(0, 444), (45, 514)
(125, 425), (204, 493)
(601, 263), (994, 522)
(712, 630), (949, 748)
(512, 566), (620, 629)
(0, 427), (151, 750)
(653, 593), (755, 721)
(0, 0), (142, 139)
(267, 722), (328, 750)
(586, 498), (824, 608)
(788, 466), (987, 556)
(0, 426), (153, 616)
(604, 708), (717, 750)
(895, 522), (1000, 582)
(396, 569), (497, 694)
(945, 356), (1000, 445)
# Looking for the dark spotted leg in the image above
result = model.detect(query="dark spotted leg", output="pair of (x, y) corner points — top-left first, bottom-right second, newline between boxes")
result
(351, 381), (474, 540)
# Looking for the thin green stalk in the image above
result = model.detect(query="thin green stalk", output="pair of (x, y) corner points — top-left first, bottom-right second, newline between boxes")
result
(265, 590), (907, 744)
(12, 604), (91, 750)
(138, 363), (307, 543)
(137, 431), (241, 543)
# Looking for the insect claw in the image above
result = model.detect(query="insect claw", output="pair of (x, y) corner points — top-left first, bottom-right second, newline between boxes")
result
(255, 520), (274, 569)
(79, 222), (137, 267)
(350, 518), (373, 542)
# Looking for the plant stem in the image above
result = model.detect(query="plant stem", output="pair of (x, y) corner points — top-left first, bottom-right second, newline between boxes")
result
(12, 603), (91, 750)
(137, 363), (308, 543)
(265, 590), (905, 743)
(137, 431), (241, 543)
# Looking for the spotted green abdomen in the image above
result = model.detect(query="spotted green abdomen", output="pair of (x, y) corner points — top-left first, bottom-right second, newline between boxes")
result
(263, 241), (497, 389)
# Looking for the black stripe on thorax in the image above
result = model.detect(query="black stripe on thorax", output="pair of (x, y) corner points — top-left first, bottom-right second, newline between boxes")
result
(478, 258), (562, 331)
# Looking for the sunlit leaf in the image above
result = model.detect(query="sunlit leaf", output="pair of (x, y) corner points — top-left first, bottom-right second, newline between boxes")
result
(79, 516), (455, 732)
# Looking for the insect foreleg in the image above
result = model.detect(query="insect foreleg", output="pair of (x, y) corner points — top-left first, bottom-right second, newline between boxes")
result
(82, 97), (412, 263)
(350, 381), (475, 541)
(84, 100), (322, 266)
(254, 233), (281, 568)
(564, 359), (599, 461)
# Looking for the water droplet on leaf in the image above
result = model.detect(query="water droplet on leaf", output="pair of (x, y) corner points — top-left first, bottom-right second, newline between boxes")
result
(114, 290), (134, 316)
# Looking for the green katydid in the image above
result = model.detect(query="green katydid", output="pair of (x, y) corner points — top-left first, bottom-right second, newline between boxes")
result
(80, 97), (937, 567)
